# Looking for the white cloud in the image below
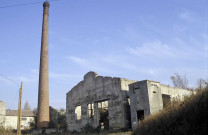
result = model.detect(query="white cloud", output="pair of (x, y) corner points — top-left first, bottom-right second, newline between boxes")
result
(66, 56), (109, 72)
(49, 72), (81, 80)
(31, 69), (39, 74)
(18, 76), (37, 83)
(126, 40), (175, 58)
(126, 38), (205, 60)
(179, 10), (195, 22)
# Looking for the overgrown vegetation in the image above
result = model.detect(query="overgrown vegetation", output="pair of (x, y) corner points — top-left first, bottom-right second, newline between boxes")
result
(133, 85), (208, 135)
(0, 126), (15, 135)
(56, 110), (67, 132)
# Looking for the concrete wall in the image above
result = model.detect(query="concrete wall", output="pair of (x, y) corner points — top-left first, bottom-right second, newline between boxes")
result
(4, 116), (34, 129)
(0, 101), (6, 126)
(67, 72), (194, 132)
(129, 80), (193, 130)
(161, 85), (194, 101)
(147, 81), (163, 114)
(129, 81), (151, 130)
(66, 72), (136, 132)
(4, 116), (17, 129)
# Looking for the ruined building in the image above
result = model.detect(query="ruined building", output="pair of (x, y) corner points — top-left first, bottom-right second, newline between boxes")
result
(66, 72), (193, 132)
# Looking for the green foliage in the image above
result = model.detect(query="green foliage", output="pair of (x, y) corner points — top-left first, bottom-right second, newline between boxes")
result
(56, 112), (67, 131)
(133, 87), (208, 135)
(29, 109), (37, 129)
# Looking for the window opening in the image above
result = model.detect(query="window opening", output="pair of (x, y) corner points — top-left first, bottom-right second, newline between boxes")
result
(88, 103), (94, 118)
(75, 106), (81, 120)
(21, 117), (27, 121)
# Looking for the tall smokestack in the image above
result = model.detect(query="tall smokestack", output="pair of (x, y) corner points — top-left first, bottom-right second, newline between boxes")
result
(37, 1), (50, 128)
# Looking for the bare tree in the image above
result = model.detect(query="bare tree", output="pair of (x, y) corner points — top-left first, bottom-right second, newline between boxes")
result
(170, 73), (188, 89)
(196, 78), (206, 90)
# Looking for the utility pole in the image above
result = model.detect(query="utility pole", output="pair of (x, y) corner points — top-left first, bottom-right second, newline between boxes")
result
(17, 82), (23, 135)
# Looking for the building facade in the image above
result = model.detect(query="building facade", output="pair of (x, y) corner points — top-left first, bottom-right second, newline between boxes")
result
(66, 72), (193, 132)
(66, 72), (136, 132)
(0, 101), (6, 126)
(4, 110), (35, 130)
(129, 80), (193, 130)
(0, 101), (35, 130)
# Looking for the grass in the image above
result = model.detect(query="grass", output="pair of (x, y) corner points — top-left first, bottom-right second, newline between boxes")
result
(0, 126), (15, 135)
(133, 87), (208, 135)
(49, 131), (132, 135)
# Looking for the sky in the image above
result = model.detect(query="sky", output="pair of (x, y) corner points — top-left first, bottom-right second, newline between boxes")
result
(0, 0), (207, 110)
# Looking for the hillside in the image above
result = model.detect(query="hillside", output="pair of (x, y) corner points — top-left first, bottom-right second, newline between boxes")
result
(133, 87), (208, 135)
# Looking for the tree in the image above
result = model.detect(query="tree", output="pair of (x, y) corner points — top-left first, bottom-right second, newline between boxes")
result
(29, 108), (37, 129)
(23, 100), (31, 110)
(196, 78), (206, 90)
(196, 78), (208, 90)
(56, 109), (67, 132)
(170, 73), (188, 89)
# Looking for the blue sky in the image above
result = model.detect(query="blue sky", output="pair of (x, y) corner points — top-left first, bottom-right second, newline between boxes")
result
(0, 0), (207, 110)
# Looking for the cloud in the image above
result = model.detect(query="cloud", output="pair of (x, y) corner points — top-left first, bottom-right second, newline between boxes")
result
(126, 38), (205, 60)
(18, 76), (37, 83)
(49, 72), (82, 80)
(31, 69), (38, 74)
(126, 40), (175, 58)
(179, 10), (195, 22)
(0, 69), (39, 85)
(66, 56), (109, 72)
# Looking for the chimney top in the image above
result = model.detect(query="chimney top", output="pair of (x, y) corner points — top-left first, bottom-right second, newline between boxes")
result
(43, 1), (50, 8)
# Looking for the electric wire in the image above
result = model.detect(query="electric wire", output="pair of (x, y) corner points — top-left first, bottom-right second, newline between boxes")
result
(0, 73), (21, 86)
(0, 73), (21, 109)
(0, 0), (59, 9)
(6, 89), (20, 110)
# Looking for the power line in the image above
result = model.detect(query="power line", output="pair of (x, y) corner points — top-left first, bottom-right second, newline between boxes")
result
(0, 73), (20, 86)
(0, 0), (59, 9)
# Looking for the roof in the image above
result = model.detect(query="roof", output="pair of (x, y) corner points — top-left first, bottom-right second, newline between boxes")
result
(6, 110), (36, 117)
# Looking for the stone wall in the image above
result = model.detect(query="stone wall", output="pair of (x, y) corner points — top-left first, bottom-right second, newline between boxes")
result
(66, 72), (136, 132)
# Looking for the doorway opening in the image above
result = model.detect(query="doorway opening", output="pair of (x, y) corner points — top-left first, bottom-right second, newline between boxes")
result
(137, 110), (144, 122)
(98, 100), (109, 129)
(162, 94), (171, 108)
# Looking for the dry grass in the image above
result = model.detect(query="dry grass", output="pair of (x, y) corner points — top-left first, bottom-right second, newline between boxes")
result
(60, 131), (132, 135)
(0, 126), (15, 135)
(33, 131), (131, 135)
(133, 87), (208, 135)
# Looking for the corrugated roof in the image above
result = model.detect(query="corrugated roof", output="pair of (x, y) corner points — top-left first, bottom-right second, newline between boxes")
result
(6, 110), (36, 117)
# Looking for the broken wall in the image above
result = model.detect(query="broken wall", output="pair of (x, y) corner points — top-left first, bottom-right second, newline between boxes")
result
(0, 101), (6, 126)
(66, 72), (135, 132)
(129, 80), (194, 130)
